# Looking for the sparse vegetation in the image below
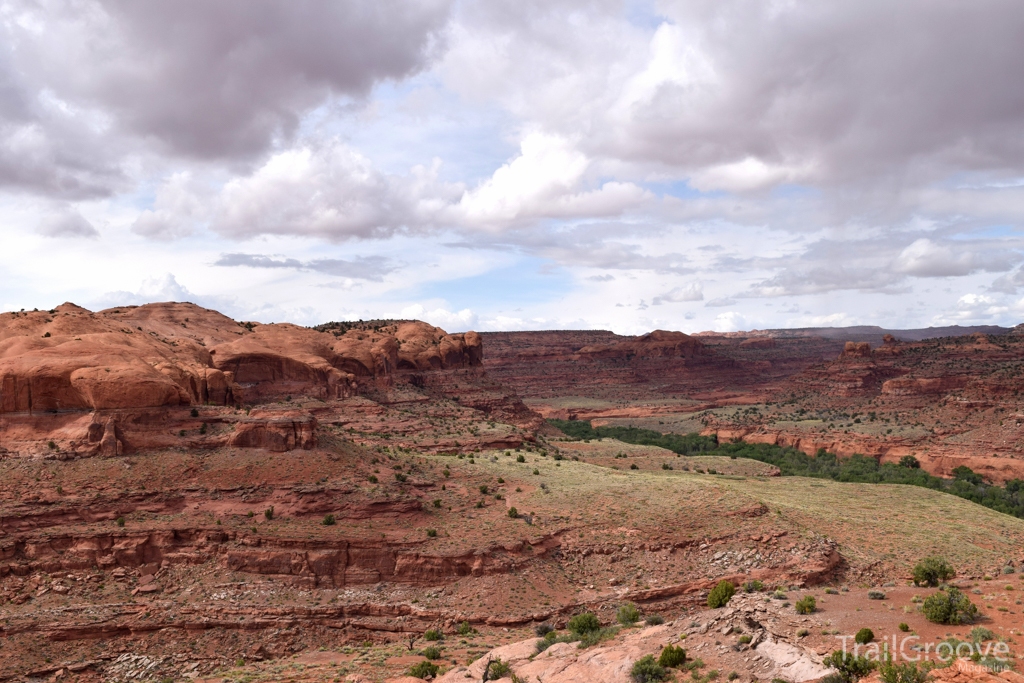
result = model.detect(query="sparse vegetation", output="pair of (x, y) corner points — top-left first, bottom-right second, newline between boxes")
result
(408, 660), (439, 679)
(658, 644), (687, 668)
(922, 587), (979, 624)
(913, 557), (955, 587)
(707, 580), (735, 608)
(631, 655), (668, 683)
(795, 595), (816, 614)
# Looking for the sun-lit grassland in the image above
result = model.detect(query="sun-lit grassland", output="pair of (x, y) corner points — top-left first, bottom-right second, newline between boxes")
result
(420, 442), (1024, 573)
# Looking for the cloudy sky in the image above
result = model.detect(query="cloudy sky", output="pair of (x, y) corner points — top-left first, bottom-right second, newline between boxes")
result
(2, 0), (1024, 334)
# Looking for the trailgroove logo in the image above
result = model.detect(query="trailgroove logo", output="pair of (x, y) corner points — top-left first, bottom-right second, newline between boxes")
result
(835, 634), (1011, 666)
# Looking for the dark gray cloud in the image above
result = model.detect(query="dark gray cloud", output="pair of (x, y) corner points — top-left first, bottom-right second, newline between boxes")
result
(0, 0), (452, 197)
(215, 253), (396, 281)
(604, 0), (1024, 188)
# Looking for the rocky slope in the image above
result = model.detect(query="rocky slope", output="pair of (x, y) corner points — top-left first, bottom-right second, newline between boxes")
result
(0, 303), (534, 458)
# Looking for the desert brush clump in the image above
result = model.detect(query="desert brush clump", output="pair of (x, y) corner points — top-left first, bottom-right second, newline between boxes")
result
(795, 595), (816, 614)
(568, 612), (601, 635)
(658, 644), (687, 668)
(878, 658), (929, 683)
(823, 650), (876, 683)
(922, 587), (979, 624)
(631, 655), (669, 683)
(408, 660), (439, 679)
(708, 580), (736, 608)
(913, 557), (955, 587)
(855, 628), (874, 644)
(617, 602), (641, 626)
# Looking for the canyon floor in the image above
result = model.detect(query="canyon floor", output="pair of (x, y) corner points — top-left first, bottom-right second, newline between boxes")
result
(2, 305), (1023, 682)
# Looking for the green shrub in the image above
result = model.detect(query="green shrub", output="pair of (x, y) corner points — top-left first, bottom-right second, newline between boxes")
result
(631, 655), (668, 683)
(426, 528), (437, 537)
(855, 628), (874, 644)
(899, 456), (920, 469)
(898, 622), (910, 632)
(433, 499), (442, 508)
(421, 645), (442, 660)
(867, 590), (886, 600)
(795, 596), (816, 614)
(744, 580), (764, 593)
(797, 629), (810, 637)
(116, 516), (125, 527)
(738, 635), (752, 644)
(707, 580), (735, 608)
(534, 623), (554, 637)
(630, 463), (638, 470)
(970, 627), (995, 642)
(508, 507), (519, 519)
(424, 628), (443, 641)
(578, 626), (619, 648)
(568, 612), (601, 635)
(922, 587), (978, 624)
(322, 514), (335, 526)
(486, 658), (512, 679)
(658, 644), (687, 668)
(913, 557), (955, 587)
(823, 650), (876, 683)
(646, 614), (665, 626)
(617, 602), (641, 626)
(408, 660), (439, 679)
(517, 454), (526, 463)
(264, 506), (274, 520)
(190, 407), (199, 417)
(458, 621), (473, 636)
(878, 660), (928, 683)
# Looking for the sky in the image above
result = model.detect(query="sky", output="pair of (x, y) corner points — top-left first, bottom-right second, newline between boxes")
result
(2, 0), (1024, 334)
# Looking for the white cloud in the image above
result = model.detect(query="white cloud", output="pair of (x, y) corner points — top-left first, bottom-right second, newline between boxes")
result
(652, 282), (704, 304)
(399, 303), (478, 332)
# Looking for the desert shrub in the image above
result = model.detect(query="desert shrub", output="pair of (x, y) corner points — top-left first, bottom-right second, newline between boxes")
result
(795, 596), (816, 614)
(646, 614), (665, 626)
(617, 602), (641, 626)
(797, 629), (810, 637)
(368, 475), (378, 484)
(913, 557), (955, 587)
(486, 658), (512, 678)
(728, 673), (740, 681)
(508, 507), (519, 519)
(199, 422), (208, 435)
(1002, 565), (1015, 574)
(568, 612), (601, 635)
(744, 580), (764, 593)
(855, 628), (874, 644)
(898, 622), (910, 632)
(868, 590), (886, 600)
(421, 645), (442, 659)
(424, 628), (443, 641)
(579, 626), (619, 648)
(458, 621), (473, 636)
(970, 627), (995, 642)
(426, 528), (437, 537)
(630, 464), (639, 470)
(878, 660), (929, 683)
(708, 580), (736, 608)
(631, 655), (668, 683)
(825, 587), (839, 594)
(116, 516), (125, 527)
(658, 644), (687, 668)
(899, 456), (920, 469)
(322, 514), (336, 526)
(408, 660), (439, 679)
(433, 499), (442, 508)
(824, 650), (876, 683)
(264, 506), (274, 520)
(534, 623), (554, 637)
(517, 454), (526, 463)
(922, 587), (978, 624)
(738, 635), (752, 644)
(190, 407), (199, 417)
